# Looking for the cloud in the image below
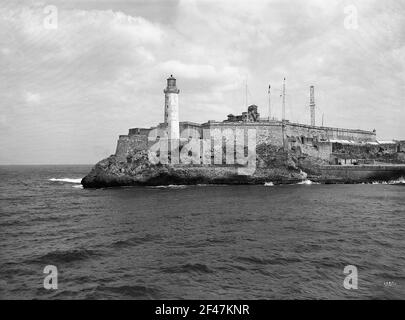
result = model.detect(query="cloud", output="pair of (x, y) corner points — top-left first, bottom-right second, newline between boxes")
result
(24, 91), (41, 104)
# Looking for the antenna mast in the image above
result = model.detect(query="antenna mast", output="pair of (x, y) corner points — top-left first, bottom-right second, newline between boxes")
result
(268, 84), (271, 120)
(282, 78), (286, 120)
(245, 77), (248, 108)
(310, 85), (315, 126)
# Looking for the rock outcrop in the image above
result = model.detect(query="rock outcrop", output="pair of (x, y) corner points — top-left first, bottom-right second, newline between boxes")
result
(81, 142), (405, 188)
(81, 143), (311, 188)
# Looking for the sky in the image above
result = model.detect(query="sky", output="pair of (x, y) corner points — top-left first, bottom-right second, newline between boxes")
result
(0, 0), (404, 164)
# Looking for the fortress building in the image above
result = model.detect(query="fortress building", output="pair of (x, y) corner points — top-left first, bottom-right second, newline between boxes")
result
(116, 75), (404, 165)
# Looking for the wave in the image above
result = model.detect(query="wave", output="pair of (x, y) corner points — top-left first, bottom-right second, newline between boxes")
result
(297, 179), (319, 185)
(111, 234), (159, 248)
(151, 184), (187, 189)
(49, 178), (82, 184)
(160, 263), (214, 275)
(389, 177), (405, 185)
(28, 248), (100, 264)
(369, 177), (405, 185)
(90, 284), (160, 299)
(236, 255), (301, 266)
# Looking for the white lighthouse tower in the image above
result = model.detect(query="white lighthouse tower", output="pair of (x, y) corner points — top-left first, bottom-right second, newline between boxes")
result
(163, 75), (180, 140)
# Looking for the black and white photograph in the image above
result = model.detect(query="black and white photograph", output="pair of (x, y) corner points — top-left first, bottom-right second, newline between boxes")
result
(0, 0), (404, 306)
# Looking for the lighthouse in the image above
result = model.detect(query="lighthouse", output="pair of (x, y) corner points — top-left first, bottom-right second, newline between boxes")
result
(163, 75), (180, 140)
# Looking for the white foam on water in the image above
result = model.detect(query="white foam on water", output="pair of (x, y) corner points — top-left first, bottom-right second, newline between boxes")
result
(264, 182), (274, 186)
(49, 178), (82, 184)
(369, 178), (405, 185)
(297, 179), (319, 185)
(389, 177), (405, 185)
(152, 185), (187, 189)
(371, 181), (389, 185)
(72, 185), (83, 189)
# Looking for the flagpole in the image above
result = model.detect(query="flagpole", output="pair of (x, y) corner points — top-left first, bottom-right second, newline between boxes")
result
(268, 84), (271, 121)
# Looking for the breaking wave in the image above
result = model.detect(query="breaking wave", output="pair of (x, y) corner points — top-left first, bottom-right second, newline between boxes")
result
(371, 177), (405, 185)
(389, 177), (405, 185)
(297, 179), (319, 185)
(49, 178), (82, 184)
(151, 185), (187, 189)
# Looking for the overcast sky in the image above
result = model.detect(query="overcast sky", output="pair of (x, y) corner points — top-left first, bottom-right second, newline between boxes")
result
(0, 0), (404, 164)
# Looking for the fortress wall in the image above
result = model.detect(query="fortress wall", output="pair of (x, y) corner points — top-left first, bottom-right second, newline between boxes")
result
(285, 123), (376, 142)
(128, 128), (152, 136)
(118, 120), (378, 165)
(326, 128), (375, 141)
(257, 125), (283, 146)
(287, 134), (332, 160)
(300, 142), (332, 160)
(203, 121), (375, 145)
(202, 122), (284, 146)
(180, 122), (202, 138)
(115, 134), (148, 162)
(285, 124), (328, 141)
(115, 135), (129, 161)
(399, 141), (405, 152)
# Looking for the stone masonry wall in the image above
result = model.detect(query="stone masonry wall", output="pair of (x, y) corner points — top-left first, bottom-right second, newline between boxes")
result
(285, 122), (376, 142)
(203, 122), (284, 146)
(116, 120), (376, 165)
(115, 134), (148, 162)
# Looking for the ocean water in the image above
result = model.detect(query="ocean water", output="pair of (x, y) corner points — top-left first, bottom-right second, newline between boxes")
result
(0, 165), (404, 300)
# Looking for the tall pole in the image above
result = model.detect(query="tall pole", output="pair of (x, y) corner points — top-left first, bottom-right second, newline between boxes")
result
(282, 77), (286, 120)
(245, 77), (248, 108)
(310, 85), (315, 126)
(268, 84), (271, 121)
(281, 78), (286, 151)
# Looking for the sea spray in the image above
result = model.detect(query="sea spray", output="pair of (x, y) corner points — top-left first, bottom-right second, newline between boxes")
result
(49, 178), (82, 184)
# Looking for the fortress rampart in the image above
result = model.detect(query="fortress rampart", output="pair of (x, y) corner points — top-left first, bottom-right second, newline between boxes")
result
(115, 134), (148, 162)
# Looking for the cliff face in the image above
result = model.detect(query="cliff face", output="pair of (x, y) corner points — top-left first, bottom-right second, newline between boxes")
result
(81, 143), (311, 188)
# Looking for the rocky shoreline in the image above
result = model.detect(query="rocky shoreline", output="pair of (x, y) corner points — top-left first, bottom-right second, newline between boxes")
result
(81, 144), (405, 188)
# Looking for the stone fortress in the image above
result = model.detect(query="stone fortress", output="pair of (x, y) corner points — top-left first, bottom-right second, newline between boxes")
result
(115, 75), (404, 166)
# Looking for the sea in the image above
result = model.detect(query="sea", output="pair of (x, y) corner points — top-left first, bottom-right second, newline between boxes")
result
(0, 165), (404, 300)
